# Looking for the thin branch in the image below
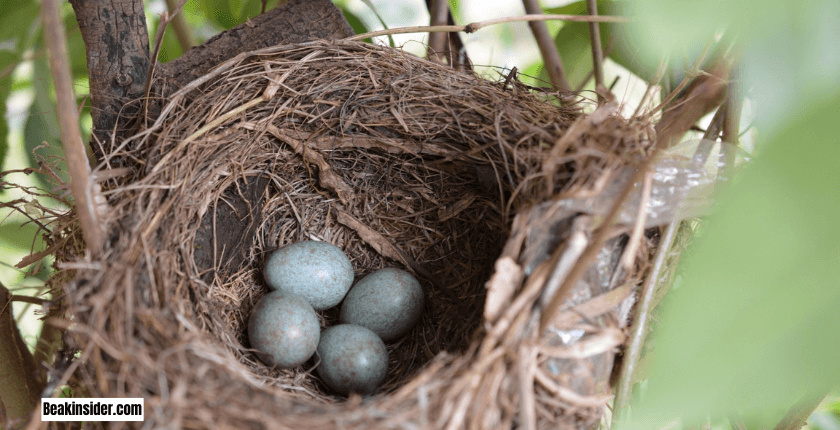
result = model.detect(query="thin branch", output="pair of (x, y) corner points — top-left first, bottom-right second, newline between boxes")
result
(346, 14), (630, 41)
(0, 282), (43, 423)
(772, 393), (829, 430)
(41, 0), (104, 252)
(164, 0), (195, 51)
(611, 220), (680, 425)
(720, 64), (742, 179)
(522, 0), (570, 91)
(692, 103), (726, 165)
(632, 55), (669, 118)
(427, 0), (449, 62)
(642, 41), (712, 121)
(10, 295), (48, 306)
(144, 10), (171, 128)
(585, 0), (605, 98)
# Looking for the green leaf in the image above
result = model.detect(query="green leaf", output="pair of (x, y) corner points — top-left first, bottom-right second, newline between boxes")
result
(201, 0), (239, 30)
(622, 93), (840, 428)
(543, 1), (660, 85)
(0, 0), (40, 172)
(541, 1), (612, 89)
(0, 220), (46, 261)
(340, 8), (372, 43)
(24, 52), (69, 187)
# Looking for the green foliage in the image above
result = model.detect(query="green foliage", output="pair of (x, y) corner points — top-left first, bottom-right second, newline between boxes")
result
(616, 0), (840, 427)
(541, 1), (659, 89)
(0, 0), (40, 172)
(341, 9), (372, 44)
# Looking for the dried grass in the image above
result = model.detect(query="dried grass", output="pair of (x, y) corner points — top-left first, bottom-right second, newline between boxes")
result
(30, 39), (657, 429)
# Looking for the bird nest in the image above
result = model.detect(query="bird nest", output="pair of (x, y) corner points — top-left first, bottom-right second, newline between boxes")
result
(37, 39), (657, 429)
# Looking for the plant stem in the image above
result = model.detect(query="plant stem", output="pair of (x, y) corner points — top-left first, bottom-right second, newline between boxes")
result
(772, 393), (829, 430)
(428, 0), (449, 62)
(164, 0), (195, 52)
(347, 14), (630, 41)
(522, 0), (570, 91)
(42, 0), (105, 253)
(611, 220), (679, 426)
(585, 0), (605, 98)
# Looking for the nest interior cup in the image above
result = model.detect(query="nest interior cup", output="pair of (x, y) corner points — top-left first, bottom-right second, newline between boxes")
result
(56, 39), (654, 428)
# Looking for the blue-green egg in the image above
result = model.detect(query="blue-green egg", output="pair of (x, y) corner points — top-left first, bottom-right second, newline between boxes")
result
(248, 291), (320, 369)
(263, 241), (354, 310)
(339, 268), (424, 341)
(316, 324), (389, 396)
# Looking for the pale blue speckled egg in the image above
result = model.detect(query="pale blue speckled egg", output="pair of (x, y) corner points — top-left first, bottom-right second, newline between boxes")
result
(316, 324), (389, 396)
(263, 241), (354, 310)
(248, 291), (320, 369)
(339, 268), (424, 341)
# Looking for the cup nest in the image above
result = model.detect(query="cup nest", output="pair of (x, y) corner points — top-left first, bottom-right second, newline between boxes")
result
(42, 39), (656, 429)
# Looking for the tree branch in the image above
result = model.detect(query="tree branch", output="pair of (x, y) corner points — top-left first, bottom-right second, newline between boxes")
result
(0, 282), (43, 424)
(347, 14), (630, 42)
(69, 0), (151, 162)
(585, 0), (605, 98)
(164, 0), (195, 52)
(42, 0), (105, 252)
(427, 0), (449, 62)
(522, 0), (570, 91)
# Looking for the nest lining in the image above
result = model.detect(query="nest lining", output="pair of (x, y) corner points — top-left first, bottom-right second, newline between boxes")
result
(45, 39), (657, 428)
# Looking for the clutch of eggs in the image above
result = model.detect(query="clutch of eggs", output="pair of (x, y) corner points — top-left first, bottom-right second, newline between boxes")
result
(250, 240), (426, 394)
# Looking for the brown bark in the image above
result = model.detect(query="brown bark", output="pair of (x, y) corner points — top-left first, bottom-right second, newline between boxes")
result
(0, 283), (43, 426)
(71, 0), (354, 161)
(69, 0), (151, 161)
(161, 0), (354, 88)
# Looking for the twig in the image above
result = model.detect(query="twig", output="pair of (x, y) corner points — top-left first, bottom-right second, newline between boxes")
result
(41, 0), (104, 252)
(427, 0), (449, 62)
(642, 41), (712, 121)
(611, 220), (680, 425)
(522, 0), (570, 91)
(585, 0), (605, 98)
(164, 0), (194, 52)
(772, 392), (829, 430)
(632, 56), (669, 119)
(692, 103), (726, 165)
(10, 295), (48, 306)
(720, 64), (742, 180)
(346, 14), (630, 42)
(144, 10), (171, 128)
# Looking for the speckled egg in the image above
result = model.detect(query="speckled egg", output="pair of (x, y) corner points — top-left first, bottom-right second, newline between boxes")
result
(316, 324), (389, 396)
(339, 268), (424, 341)
(263, 241), (354, 310)
(248, 291), (320, 369)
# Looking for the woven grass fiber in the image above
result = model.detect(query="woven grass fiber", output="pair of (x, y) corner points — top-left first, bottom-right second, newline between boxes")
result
(40, 39), (657, 429)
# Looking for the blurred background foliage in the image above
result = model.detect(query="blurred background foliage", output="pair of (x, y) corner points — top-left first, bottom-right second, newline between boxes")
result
(0, 1), (837, 428)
